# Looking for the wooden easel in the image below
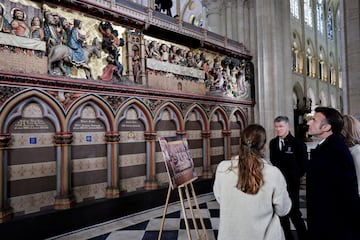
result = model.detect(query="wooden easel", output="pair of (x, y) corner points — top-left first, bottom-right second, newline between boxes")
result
(158, 179), (208, 240)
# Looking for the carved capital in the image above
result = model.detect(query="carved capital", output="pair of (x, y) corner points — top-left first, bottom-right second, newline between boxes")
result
(105, 132), (120, 143)
(54, 132), (73, 145)
(0, 134), (11, 148)
(176, 130), (187, 136)
(222, 130), (231, 136)
(144, 131), (157, 141)
(201, 130), (211, 138)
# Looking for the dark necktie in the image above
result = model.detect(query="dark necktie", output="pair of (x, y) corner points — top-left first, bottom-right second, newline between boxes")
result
(280, 139), (285, 151)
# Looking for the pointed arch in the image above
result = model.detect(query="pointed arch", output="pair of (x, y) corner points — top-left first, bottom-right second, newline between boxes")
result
(292, 30), (303, 73)
(184, 104), (209, 177)
(184, 104), (209, 130)
(154, 101), (184, 131)
(115, 98), (153, 192)
(208, 106), (229, 171)
(0, 89), (63, 215)
(306, 38), (316, 77)
(0, 89), (64, 133)
(115, 98), (153, 132)
(209, 106), (229, 130)
(153, 102), (184, 186)
(65, 95), (115, 203)
(229, 108), (247, 157)
(66, 94), (114, 132)
(293, 82), (305, 109)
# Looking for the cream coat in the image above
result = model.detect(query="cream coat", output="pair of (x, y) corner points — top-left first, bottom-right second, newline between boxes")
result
(213, 159), (291, 240)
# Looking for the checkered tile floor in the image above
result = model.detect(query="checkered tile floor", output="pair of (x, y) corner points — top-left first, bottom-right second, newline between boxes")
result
(48, 190), (306, 240)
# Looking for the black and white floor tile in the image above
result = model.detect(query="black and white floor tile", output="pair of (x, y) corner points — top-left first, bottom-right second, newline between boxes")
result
(48, 190), (306, 240)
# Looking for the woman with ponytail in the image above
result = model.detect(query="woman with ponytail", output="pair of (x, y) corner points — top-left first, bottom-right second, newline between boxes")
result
(213, 124), (291, 240)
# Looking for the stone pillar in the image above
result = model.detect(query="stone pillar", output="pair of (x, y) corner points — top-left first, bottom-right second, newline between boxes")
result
(0, 134), (12, 223)
(253, 0), (292, 140)
(204, 0), (223, 35)
(237, 0), (245, 44)
(54, 132), (74, 210)
(105, 132), (120, 198)
(243, 0), (251, 49)
(140, 32), (146, 84)
(144, 131), (158, 190)
(201, 130), (212, 178)
(340, 0), (360, 117)
(126, 30), (134, 81)
(222, 130), (232, 160)
(225, 1), (233, 40)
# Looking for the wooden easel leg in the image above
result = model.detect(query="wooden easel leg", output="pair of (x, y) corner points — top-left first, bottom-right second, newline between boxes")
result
(185, 184), (200, 239)
(158, 185), (172, 240)
(179, 186), (192, 240)
(190, 182), (209, 240)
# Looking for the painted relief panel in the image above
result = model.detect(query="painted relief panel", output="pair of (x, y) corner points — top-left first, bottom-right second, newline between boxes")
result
(70, 106), (107, 202)
(0, 0), (255, 100)
(118, 107), (146, 192)
(7, 102), (56, 215)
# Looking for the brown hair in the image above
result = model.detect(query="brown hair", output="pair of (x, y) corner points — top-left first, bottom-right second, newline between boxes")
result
(342, 114), (360, 147)
(236, 124), (266, 194)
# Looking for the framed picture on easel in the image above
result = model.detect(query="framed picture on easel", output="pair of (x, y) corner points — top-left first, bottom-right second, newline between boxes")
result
(159, 135), (197, 189)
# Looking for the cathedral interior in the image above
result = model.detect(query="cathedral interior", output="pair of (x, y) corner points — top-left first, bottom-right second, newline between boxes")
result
(0, 0), (358, 238)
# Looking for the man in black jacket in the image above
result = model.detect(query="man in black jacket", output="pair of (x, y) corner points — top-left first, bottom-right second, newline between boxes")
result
(269, 116), (308, 240)
(306, 107), (360, 240)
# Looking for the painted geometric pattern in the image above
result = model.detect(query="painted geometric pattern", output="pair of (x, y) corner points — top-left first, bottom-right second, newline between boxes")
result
(73, 183), (107, 202)
(9, 190), (56, 215)
(9, 161), (56, 180)
(72, 131), (107, 202)
(72, 132), (106, 145)
(72, 157), (107, 173)
(210, 146), (224, 156)
(11, 133), (54, 148)
(119, 131), (145, 143)
(119, 153), (146, 167)
(120, 176), (147, 192)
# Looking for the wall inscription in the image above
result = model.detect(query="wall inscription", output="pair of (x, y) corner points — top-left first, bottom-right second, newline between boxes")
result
(72, 119), (104, 130)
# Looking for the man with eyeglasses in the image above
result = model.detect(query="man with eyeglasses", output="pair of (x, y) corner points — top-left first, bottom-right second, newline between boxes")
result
(306, 107), (360, 240)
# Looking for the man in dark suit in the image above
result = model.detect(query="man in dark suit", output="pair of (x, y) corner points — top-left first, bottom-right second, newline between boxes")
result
(306, 107), (360, 240)
(269, 116), (308, 240)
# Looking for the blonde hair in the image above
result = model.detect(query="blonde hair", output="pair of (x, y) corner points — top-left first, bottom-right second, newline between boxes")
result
(342, 114), (360, 147)
(236, 124), (266, 194)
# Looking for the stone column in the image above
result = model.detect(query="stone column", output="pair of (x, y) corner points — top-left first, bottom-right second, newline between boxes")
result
(253, 0), (292, 140)
(126, 30), (134, 82)
(225, 1), (233, 40)
(105, 132), (120, 198)
(144, 131), (158, 190)
(204, 0), (224, 35)
(0, 134), (12, 223)
(140, 32), (146, 84)
(222, 130), (232, 160)
(201, 130), (212, 178)
(54, 132), (74, 210)
(237, 0), (245, 44)
(340, 0), (360, 117)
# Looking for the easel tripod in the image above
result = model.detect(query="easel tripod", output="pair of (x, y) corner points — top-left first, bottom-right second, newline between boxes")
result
(158, 179), (209, 240)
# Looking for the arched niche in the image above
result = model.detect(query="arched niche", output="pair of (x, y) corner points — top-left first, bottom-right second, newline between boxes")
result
(184, 104), (208, 177)
(154, 103), (183, 186)
(67, 101), (112, 203)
